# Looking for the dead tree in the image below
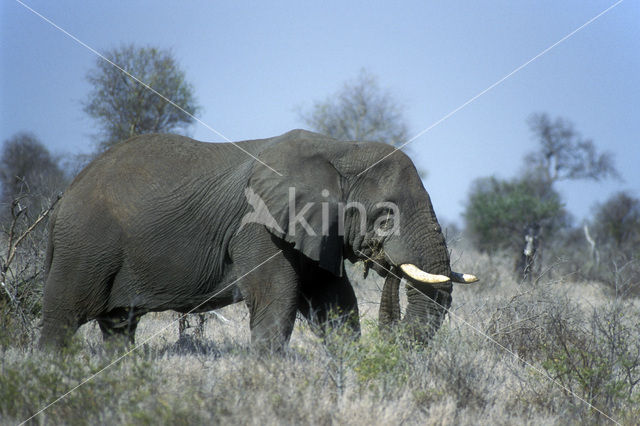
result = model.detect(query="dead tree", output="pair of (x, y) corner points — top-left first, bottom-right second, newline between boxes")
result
(515, 223), (540, 282)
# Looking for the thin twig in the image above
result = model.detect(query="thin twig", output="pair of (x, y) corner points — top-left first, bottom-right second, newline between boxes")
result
(4, 194), (60, 270)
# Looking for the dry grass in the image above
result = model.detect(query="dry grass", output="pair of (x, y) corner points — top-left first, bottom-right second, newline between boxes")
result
(1, 247), (639, 425)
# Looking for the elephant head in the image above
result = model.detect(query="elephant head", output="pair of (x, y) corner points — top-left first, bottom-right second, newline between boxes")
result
(248, 130), (477, 342)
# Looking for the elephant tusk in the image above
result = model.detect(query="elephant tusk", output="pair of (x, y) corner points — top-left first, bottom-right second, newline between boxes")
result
(451, 271), (479, 283)
(400, 264), (450, 284)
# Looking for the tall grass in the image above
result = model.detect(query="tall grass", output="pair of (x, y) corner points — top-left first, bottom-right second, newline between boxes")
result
(1, 240), (639, 424)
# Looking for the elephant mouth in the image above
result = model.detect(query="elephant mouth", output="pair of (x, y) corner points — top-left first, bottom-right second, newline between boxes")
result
(378, 263), (479, 339)
(367, 238), (477, 285)
(359, 250), (478, 286)
(371, 232), (478, 341)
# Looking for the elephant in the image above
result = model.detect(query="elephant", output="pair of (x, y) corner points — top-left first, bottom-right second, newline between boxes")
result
(39, 129), (477, 351)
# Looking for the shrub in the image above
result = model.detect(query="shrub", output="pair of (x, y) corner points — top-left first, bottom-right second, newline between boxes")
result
(1, 242), (638, 424)
(0, 194), (58, 347)
(463, 176), (567, 253)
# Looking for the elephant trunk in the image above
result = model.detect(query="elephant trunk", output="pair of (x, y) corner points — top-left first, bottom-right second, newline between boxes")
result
(378, 268), (454, 343)
(378, 271), (401, 332)
(376, 222), (476, 342)
(403, 281), (452, 343)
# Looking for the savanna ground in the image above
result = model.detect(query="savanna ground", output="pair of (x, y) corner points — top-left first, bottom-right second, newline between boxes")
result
(1, 231), (639, 425)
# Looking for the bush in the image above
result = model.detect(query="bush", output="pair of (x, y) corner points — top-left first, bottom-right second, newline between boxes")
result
(542, 301), (640, 419)
(463, 176), (567, 253)
(0, 342), (206, 425)
(483, 279), (640, 422)
(540, 193), (640, 297)
(0, 133), (66, 220)
(2, 243), (639, 424)
(0, 194), (58, 347)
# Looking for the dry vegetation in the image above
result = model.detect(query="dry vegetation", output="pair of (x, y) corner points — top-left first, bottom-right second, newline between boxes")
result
(1, 238), (639, 425)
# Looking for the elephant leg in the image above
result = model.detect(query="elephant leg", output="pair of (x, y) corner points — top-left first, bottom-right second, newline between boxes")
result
(39, 269), (88, 349)
(244, 279), (299, 352)
(40, 304), (82, 349)
(233, 242), (301, 352)
(298, 268), (360, 339)
(39, 251), (120, 349)
(97, 308), (140, 346)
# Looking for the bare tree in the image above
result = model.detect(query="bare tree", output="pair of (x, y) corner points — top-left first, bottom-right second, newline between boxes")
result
(0, 133), (65, 217)
(83, 44), (201, 152)
(524, 113), (620, 184)
(506, 113), (621, 280)
(299, 70), (409, 146)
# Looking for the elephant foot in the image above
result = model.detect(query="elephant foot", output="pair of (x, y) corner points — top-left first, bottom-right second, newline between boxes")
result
(39, 312), (81, 351)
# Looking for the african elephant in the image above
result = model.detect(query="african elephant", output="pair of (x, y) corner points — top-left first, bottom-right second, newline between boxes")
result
(40, 129), (477, 350)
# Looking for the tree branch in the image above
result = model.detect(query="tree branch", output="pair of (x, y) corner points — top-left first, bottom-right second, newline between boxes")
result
(3, 193), (61, 273)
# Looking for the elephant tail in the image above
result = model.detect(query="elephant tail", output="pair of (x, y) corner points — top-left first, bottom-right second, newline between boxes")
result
(44, 202), (59, 278)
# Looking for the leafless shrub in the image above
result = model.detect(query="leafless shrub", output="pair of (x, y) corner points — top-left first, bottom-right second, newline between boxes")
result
(598, 255), (640, 298)
(482, 274), (640, 422)
(1, 194), (59, 347)
(485, 288), (557, 360)
(177, 312), (208, 343)
(541, 300), (640, 421)
(545, 234), (640, 298)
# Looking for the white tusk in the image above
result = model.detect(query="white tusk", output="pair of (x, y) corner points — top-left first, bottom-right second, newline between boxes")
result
(400, 264), (450, 283)
(451, 271), (479, 283)
(212, 311), (230, 322)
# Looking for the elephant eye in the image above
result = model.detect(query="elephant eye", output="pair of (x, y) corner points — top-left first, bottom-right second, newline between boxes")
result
(377, 216), (394, 231)
(373, 206), (399, 236)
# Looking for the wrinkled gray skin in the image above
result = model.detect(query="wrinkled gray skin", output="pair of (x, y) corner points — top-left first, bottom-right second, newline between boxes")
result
(40, 130), (456, 351)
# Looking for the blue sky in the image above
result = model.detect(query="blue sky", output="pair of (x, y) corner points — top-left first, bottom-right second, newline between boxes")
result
(2, 0), (638, 226)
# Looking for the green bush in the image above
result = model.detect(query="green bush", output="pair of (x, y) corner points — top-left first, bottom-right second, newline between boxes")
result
(464, 176), (567, 252)
(353, 325), (411, 391)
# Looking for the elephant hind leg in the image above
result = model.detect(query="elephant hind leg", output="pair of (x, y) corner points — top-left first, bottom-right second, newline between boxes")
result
(40, 311), (82, 350)
(40, 249), (120, 350)
(39, 271), (88, 349)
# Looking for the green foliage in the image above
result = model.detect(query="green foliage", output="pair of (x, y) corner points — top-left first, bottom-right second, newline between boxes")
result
(591, 191), (640, 249)
(540, 303), (640, 416)
(464, 176), (568, 252)
(353, 325), (411, 388)
(299, 69), (409, 146)
(83, 44), (200, 152)
(464, 113), (619, 259)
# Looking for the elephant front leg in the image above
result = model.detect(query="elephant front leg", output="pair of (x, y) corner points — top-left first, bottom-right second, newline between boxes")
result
(244, 278), (299, 352)
(230, 227), (304, 352)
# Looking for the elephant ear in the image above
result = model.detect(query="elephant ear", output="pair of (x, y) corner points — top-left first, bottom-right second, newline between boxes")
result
(247, 162), (345, 276)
